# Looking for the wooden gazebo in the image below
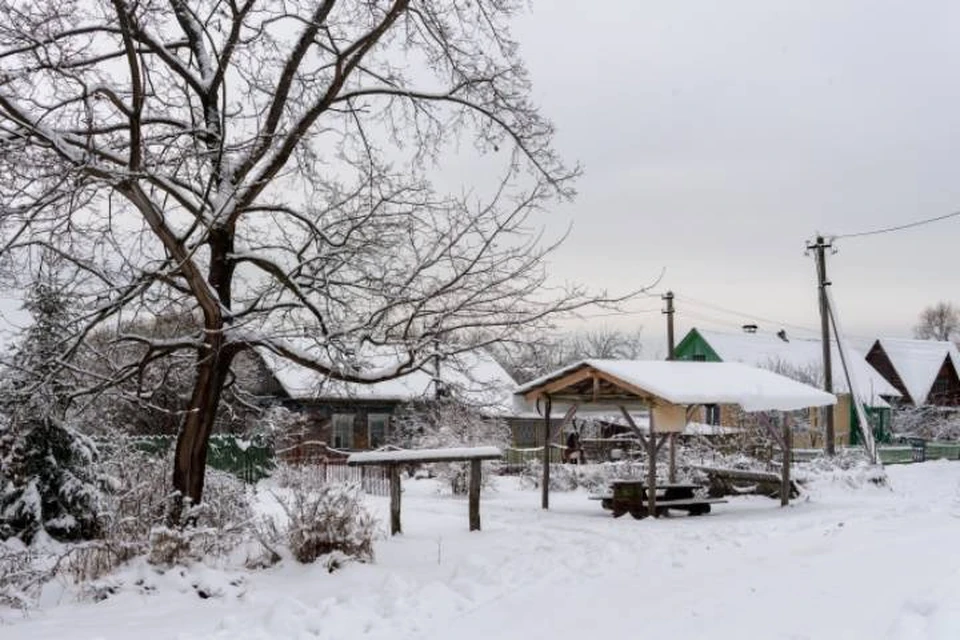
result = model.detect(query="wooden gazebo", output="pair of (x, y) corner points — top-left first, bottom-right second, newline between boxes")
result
(515, 360), (837, 514)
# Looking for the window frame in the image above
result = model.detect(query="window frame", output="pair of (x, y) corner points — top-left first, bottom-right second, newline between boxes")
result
(331, 413), (355, 449)
(367, 413), (390, 449)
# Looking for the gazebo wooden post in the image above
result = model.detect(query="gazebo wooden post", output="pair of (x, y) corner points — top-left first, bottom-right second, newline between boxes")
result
(781, 413), (792, 507)
(541, 394), (552, 510)
(469, 459), (482, 530)
(389, 463), (402, 535)
(668, 432), (677, 484)
(647, 404), (658, 517)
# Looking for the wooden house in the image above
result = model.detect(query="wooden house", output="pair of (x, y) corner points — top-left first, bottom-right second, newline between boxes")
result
(865, 338), (960, 407)
(673, 328), (901, 445)
(255, 347), (522, 451)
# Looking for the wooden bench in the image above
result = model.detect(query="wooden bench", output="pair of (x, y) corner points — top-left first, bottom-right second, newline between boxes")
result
(594, 480), (726, 519)
(694, 466), (800, 500)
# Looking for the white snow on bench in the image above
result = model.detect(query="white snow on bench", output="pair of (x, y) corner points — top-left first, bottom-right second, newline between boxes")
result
(347, 446), (502, 465)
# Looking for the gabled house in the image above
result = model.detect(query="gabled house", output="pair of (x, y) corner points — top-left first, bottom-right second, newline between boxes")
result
(674, 328), (901, 445)
(865, 338), (960, 407)
(256, 347), (521, 451)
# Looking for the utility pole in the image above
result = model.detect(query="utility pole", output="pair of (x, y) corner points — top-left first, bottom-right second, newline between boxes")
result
(663, 290), (676, 361)
(807, 235), (835, 455)
(662, 290), (677, 482)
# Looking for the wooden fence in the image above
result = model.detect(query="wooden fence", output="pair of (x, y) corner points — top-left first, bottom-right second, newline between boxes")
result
(275, 441), (390, 496)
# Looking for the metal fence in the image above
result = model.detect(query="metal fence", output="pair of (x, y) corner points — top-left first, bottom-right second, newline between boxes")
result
(790, 442), (960, 464)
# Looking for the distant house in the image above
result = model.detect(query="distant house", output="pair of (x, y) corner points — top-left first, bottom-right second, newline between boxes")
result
(865, 338), (960, 407)
(673, 328), (901, 445)
(256, 347), (523, 451)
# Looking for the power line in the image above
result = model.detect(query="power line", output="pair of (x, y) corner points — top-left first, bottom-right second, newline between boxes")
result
(675, 294), (822, 336)
(574, 307), (660, 320)
(677, 309), (761, 332)
(832, 209), (960, 240)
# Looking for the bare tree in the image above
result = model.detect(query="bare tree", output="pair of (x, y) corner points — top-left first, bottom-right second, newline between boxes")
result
(567, 327), (644, 361)
(493, 326), (644, 383)
(914, 302), (960, 343)
(0, 1), (631, 510)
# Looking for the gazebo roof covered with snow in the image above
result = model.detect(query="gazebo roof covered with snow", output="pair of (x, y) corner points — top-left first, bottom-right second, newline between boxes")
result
(515, 360), (837, 513)
(516, 360), (837, 412)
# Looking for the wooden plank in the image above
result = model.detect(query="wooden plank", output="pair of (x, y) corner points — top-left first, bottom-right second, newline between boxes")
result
(762, 413), (786, 450)
(655, 433), (669, 454)
(350, 452), (501, 466)
(668, 432), (677, 484)
(469, 459), (481, 531)
(781, 414), (792, 507)
(389, 464), (402, 536)
(647, 407), (658, 517)
(694, 466), (783, 482)
(618, 405), (649, 449)
(527, 367), (597, 399)
(541, 395), (552, 510)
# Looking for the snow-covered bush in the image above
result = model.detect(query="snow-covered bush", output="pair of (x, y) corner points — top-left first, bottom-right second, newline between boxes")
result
(392, 398), (510, 495)
(58, 441), (255, 577)
(793, 448), (888, 489)
(263, 482), (378, 567)
(270, 461), (331, 492)
(891, 406), (960, 441)
(0, 540), (48, 609)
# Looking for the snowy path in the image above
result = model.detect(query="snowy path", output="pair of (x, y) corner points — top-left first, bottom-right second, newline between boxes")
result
(3, 462), (960, 640)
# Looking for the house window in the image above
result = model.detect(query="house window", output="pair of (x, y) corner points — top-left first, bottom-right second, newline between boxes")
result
(692, 354), (707, 362)
(704, 404), (721, 425)
(368, 414), (390, 449)
(332, 414), (355, 449)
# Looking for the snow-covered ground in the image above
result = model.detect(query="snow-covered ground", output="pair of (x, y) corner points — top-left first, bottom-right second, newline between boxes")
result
(3, 462), (960, 640)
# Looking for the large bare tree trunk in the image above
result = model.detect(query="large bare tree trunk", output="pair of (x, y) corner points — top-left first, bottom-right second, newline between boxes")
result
(171, 333), (234, 515)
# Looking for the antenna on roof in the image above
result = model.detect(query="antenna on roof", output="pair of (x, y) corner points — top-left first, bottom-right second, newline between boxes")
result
(742, 324), (758, 334)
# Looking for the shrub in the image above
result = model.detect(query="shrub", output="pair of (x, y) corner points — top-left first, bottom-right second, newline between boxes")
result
(264, 482), (378, 566)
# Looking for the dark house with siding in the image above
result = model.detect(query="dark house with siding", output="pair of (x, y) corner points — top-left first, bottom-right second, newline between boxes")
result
(255, 348), (523, 451)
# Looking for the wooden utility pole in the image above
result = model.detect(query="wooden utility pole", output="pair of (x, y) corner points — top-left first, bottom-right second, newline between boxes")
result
(663, 291), (677, 481)
(807, 235), (835, 455)
(663, 291), (676, 361)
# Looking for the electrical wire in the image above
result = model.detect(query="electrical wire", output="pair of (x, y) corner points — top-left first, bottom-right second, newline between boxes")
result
(573, 307), (660, 320)
(675, 294), (822, 336)
(832, 209), (960, 239)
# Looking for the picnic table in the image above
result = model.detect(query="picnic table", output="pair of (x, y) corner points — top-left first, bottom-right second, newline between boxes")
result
(591, 480), (726, 519)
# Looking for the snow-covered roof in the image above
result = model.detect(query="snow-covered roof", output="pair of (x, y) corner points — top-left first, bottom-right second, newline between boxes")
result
(258, 347), (518, 416)
(874, 338), (960, 405)
(515, 359), (837, 412)
(693, 329), (900, 407)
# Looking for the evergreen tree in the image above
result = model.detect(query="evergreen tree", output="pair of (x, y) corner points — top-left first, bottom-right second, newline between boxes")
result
(0, 274), (101, 544)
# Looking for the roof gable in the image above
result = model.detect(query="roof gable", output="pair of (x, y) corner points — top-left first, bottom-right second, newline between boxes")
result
(875, 338), (960, 405)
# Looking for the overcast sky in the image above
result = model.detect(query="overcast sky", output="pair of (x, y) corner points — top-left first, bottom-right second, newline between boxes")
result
(4, 2), (959, 357)
(504, 0), (960, 355)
